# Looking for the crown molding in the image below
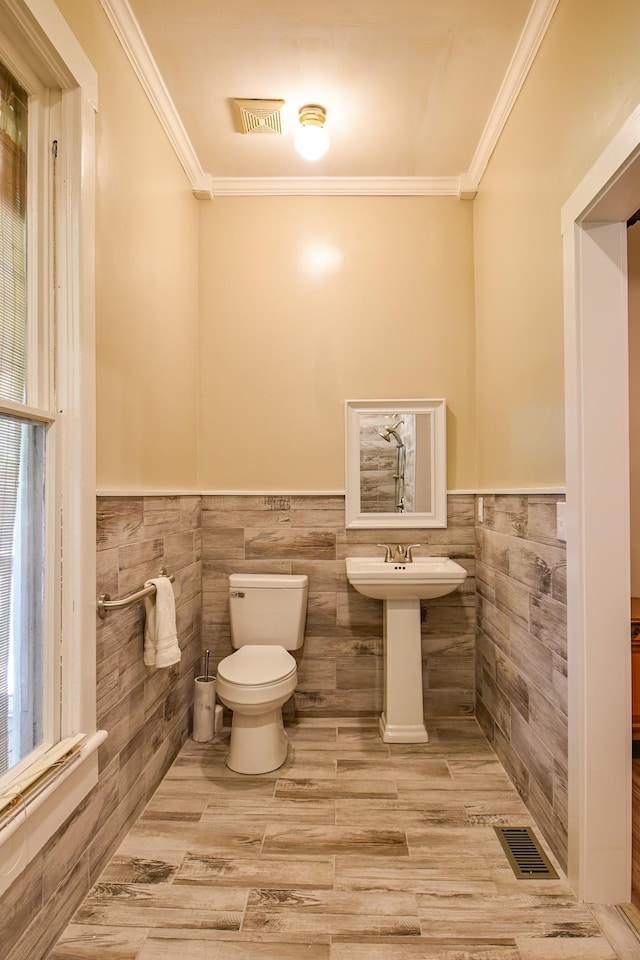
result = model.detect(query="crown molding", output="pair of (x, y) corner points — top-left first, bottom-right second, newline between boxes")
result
(100, 0), (558, 200)
(99, 0), (213, 198)
(467, 0), (559, 185)
(210, 176), (461, 197)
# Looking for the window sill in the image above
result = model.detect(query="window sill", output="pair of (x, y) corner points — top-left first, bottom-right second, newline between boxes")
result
(0, 729), (107, 896)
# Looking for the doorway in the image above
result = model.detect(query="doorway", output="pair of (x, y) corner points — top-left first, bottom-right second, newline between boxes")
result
(562, 107), (640, 902)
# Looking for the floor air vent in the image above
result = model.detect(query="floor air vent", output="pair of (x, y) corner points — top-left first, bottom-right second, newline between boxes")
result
(494, 826), (559, 879)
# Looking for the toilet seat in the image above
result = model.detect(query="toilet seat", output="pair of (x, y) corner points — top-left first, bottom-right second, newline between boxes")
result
(217, 645), (296, 686)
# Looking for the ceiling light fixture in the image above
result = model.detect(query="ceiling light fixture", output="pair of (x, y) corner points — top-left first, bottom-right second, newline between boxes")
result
(295, 104), (329, 161)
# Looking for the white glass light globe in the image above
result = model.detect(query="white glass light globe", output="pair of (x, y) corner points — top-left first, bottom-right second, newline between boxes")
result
(295, 123), (330, 161)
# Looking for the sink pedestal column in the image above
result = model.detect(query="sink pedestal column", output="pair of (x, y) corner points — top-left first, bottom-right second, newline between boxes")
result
(379, 598), (429, 743)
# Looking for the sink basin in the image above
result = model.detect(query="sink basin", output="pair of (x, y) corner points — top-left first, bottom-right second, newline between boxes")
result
(345, 556), (467, 601)
(345, 555), (467, 744)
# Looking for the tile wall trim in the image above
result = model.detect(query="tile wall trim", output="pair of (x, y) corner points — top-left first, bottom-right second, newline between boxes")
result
(96, 490), (347, 497)
(98, 488), (567, 497)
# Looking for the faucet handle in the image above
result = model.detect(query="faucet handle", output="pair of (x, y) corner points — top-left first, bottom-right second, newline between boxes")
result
(405, 544), (421, 562)
(377, 543), (393, 562)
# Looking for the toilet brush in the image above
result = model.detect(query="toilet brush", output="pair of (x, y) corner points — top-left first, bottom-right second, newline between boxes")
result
(193, 649), (216, 742)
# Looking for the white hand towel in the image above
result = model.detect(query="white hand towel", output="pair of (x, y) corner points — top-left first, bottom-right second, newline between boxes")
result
(143, 577), (181, 668)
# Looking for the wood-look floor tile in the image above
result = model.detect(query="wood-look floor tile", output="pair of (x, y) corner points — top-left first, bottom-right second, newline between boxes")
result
(242, 887), (420, 936)
(154, 777), (276, 799)
(396, 777), (512, 795)
(327, 717), (380, 728)
(262, 825), (409, 857)
(74, 882), (247, 930)
(201, 797), (336, 824)
(116, 821), (265, 861)
(490, 867), (574, 897)
(587, 903), (640, 960)
(285, 727), (339, 750)
(405, 827), (507, 863)
(336, 728), (390, 746)
(330, 938), (521, 959)
(334, 856), (495, 891)
(190, 757), (338, 779)
(51, 716), (628, 960)
(99, 856), (177, 884)
(137, 933), (330, 959)
(415, 892), (599, 938)
(336, 759), (451, 781)
(335, 799), (467, 827)
(140, 797), (209, 821)
(333, 745), (393, 761)
(274, 777), (398, 800)
(335, 731), (391, 757)
(447, 759), (514, 781)
(167, 746), (336, 789)
(247, 887), (418, 915)
(388, 740), (496, 759)
(48, 924), (149, 959)
(463, 797), (531, 818)
(174, 854), (334, 889)
(430, 719), (489, 740)
(514, 935), (617, 959)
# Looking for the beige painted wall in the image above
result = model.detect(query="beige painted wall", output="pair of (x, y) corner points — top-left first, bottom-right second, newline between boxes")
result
(474, 0), (640, 489)
(197, 196), (475, 492)
(55, 0), (200, 492)
(56, 0), (640, 494)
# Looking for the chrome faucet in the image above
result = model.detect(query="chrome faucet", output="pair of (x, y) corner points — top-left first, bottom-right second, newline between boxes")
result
(377, 543), (421, 563)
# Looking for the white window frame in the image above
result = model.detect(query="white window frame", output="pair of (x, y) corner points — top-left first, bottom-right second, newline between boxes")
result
(0, 0), (101, 896)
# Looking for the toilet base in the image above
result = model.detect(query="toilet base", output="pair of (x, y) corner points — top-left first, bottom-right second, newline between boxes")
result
(226, 707), (289, 774)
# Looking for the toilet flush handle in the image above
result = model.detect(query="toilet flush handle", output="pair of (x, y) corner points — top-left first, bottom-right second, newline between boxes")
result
(230, 590), (245, 598)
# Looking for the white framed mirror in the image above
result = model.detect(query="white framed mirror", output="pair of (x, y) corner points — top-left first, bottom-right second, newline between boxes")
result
(345, 399), (447, 529)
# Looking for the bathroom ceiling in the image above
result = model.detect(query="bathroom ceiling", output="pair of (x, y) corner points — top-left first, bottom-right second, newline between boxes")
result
(114, 0), (554, 195)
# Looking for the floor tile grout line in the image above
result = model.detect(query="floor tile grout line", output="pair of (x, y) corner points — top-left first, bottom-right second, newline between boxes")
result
(237, 885), (252, 933)
(132, 926), (152, 960)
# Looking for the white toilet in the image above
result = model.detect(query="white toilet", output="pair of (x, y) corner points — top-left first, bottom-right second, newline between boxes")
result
(215, 573), (308, 774)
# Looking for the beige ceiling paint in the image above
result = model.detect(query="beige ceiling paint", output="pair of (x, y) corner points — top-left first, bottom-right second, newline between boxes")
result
(474, 0), (640, 489)
(127, 0), (532, 180)
(197, 195), (475, 491)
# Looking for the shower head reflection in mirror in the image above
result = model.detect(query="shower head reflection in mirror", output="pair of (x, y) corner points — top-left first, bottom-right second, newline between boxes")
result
(345, 399), (447, 529)
(379, 420), (405, 447)
(377, 420), (407, 511)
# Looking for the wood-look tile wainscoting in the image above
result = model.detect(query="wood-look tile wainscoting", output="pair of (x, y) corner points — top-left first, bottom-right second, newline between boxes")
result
(201, 494), (476, 721)
(5, 489), (627, 959)
(1, 497), (202, 960)
(49, 719), (639, 960)
(475, 495), (568, 872)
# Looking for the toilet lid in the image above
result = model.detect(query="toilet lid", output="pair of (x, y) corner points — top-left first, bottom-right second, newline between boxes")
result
(217, 646), (297, 686)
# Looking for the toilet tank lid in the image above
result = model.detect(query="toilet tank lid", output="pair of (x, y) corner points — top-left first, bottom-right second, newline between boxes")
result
(229, 573), (308, 589)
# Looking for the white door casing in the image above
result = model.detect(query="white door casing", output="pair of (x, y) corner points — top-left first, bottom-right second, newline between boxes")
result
(562, 105), (640, 902)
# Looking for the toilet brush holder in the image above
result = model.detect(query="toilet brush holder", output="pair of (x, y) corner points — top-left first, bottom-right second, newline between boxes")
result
(193, 675), (216, 742)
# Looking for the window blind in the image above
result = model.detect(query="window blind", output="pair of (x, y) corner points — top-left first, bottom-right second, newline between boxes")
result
(0, 62), (30, 777)
(0, 60), (28, 404)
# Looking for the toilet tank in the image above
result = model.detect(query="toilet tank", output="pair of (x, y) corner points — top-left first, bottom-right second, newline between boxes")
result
(229, 573), (308, 650)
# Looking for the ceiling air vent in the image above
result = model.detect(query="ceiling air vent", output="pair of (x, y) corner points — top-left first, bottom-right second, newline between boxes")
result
(233, 99), (285, 135)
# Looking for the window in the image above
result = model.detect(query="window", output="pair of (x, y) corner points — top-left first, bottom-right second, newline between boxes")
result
(0, 60), (48, 782)
(0, 0), (99, 893)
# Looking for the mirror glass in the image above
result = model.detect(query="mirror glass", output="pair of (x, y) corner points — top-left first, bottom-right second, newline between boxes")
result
(345, 399), (447, 528)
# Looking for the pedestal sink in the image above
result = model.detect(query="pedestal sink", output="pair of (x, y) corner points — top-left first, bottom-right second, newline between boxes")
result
(345, 556), (467, 743)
